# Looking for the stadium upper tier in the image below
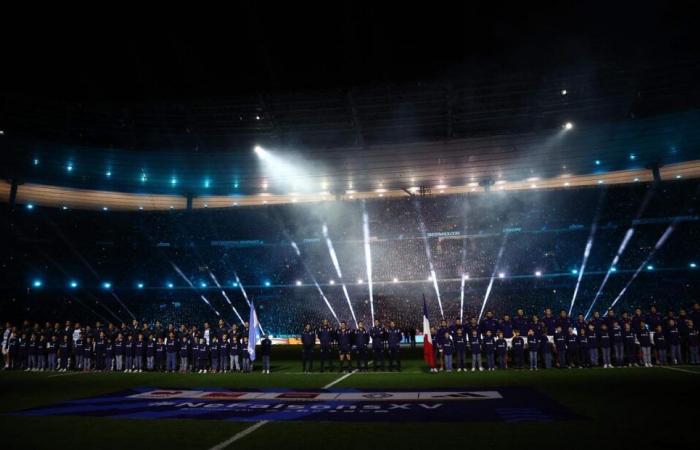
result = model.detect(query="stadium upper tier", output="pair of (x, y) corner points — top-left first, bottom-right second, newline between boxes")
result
(2, 108), (699, 210)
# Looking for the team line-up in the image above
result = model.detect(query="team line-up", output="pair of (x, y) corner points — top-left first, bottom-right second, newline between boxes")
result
(2, 304), (700, 374)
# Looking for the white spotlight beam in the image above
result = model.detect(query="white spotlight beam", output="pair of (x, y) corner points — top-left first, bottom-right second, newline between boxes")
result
(170, 261), (223, 318)
(584, 228), (634, 319)
(413, 200), (443, 318)
(569, 232), (595, 315)
(459, 274), (466, 322)
(584, 188), (655, 319)
(568, 192), (605, 315)
(208, 270), (245, 325)
(362, 205), (375, 324)
(607, 223), (676, 311)
(290, 240), (341, 325)
(478, 235), (508, 321)
(323, 223), (358, 327)
(233, 272), (251, 307)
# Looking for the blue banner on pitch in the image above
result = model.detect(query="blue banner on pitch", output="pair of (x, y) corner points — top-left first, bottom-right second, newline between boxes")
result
(11, 387), (580, 423)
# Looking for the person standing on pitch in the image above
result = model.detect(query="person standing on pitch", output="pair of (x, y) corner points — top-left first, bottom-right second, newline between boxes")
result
(511, 329), (525, 369)
(496, 331), (508, 369)
(566, 327), (579, 368)
(179, 335), (190, 373)
(483, 330), (496, 371)
(637, 321), (652, 367)
(260, 335), (271, 374)
(441, 331), (454, 372)
(623, 322), (637, 366)
(540, 329), (552, 369)
(165, 332), (177, 373)
(469, 329), (483, 371)
(132, 334), (144, 372)
(146, 335), (155, 371)
(46, 335), (58, 371)
(114, 334), (124, 372)
(554, 326), (566, 368)
(653, 324), (667, 366)
(686, 320), (698, 365)
(337, 321), (352, 373)
(354, 321), (369, 371)
(588, 324), (600, 367)
(317, 320), (335, 372)
(209, 336), (220, 373)
(124, 334), (134, 372)
(240, 337), (251, 373)
(370, 319), (386, 371)
(611, 322), (624, 367)
(666, 319), (682, 365)
(527, 329), (538, 370)
(599, 324), (612, 368)
(387, 321), (402, 371)
(301, 323), (316, 373)
(453, 328), (467, 372)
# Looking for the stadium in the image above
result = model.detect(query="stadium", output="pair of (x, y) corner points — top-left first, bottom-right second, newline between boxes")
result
(1, 5), (699, 450)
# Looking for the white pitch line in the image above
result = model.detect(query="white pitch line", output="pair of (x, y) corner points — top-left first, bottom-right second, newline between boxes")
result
(207, 420), (270, 450)
(657, 366), (700, 375)
(322, 369), (358, 389)
(47, 371), (85, 378)
(206, 368), (360, 449)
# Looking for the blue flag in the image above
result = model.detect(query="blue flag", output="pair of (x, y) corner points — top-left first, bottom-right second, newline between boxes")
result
(248, 301), (261, 361)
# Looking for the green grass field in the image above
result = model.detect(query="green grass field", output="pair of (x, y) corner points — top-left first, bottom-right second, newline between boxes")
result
(1, 346), (698, 450)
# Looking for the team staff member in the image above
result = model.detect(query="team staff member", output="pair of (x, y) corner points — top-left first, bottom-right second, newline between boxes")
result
(370, 319), (386, 371)
(387, 321), (402, 371)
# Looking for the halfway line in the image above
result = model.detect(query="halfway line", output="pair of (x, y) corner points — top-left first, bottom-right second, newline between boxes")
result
(207, 367), (360, 449)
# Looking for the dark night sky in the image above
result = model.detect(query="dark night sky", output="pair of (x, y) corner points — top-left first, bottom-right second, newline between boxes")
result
(1, 3), (696, 102)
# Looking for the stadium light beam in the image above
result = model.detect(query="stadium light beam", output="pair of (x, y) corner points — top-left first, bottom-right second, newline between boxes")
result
(170, 261), (222, 318)
(362, 202), (376, 323)
(289, 239), (340, 325)
(607, 223), (677, 311)
(584, 188), (655, 319)
(208, 270), (245, 325)
(460, 274), (467, 322)
(413, 199), (444, 318)
(569, 191), (604, 315)
(478, 235), (508, 320)
(323, 223), (358, 327)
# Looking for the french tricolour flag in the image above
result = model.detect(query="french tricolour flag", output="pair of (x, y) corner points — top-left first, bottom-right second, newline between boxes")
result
(423, 296), (435, 368)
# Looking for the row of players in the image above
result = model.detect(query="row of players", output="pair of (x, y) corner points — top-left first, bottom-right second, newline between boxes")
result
(3, 304), (700, 373)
